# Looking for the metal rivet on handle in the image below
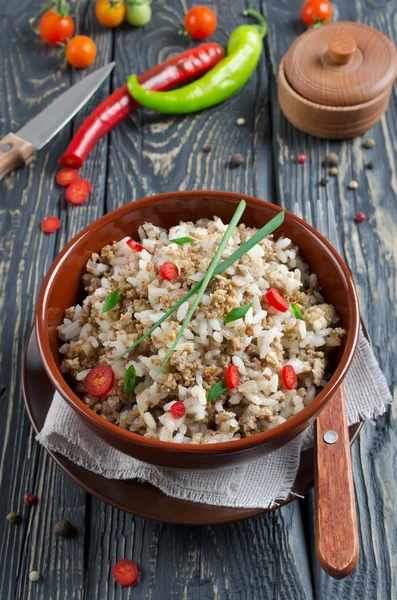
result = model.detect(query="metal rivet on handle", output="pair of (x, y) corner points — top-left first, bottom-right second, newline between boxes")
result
(0, 143), (12, 152)
(324, 430), (338, 444)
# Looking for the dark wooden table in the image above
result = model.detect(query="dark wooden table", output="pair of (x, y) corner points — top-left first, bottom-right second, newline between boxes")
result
(1, 1), (396, 598)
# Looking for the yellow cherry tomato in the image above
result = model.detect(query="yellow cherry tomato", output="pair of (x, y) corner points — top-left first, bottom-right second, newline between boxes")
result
(95, 0), (125, 28)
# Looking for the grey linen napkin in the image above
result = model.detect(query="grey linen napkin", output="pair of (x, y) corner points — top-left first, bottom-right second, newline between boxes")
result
(37, 330), (392, 509)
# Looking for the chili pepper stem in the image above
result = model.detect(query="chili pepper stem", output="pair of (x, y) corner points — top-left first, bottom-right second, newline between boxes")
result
(242, 9), (267, 37)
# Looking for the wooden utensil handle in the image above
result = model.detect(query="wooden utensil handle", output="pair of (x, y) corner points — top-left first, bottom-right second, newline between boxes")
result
(0, 133), (35, 180)
(315, 384), (359, 579)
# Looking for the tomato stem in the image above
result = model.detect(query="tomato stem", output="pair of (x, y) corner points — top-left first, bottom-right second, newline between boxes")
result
(29, 0), (57, 32)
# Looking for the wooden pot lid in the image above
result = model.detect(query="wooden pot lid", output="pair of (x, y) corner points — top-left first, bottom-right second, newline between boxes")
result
(284, 21), (397, 107)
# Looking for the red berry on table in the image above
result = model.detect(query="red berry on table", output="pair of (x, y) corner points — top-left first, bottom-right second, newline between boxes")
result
(159, 262), (179, 281)
(56, 168), (80, 187)
(41, 216), (61, 234)
(282, 365), (298, 390)
(24, 493), (36, 506)
(170, 401), (186, 420)
(297, 154), (306, 164)
(356, 212), (366, 223)
(225, 365), (241, 390)
(112, 559), (139, 587)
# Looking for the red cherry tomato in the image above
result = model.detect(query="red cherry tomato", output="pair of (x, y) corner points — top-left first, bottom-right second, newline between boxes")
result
(56, 168), (80, 187)
(66, 36), (97, 69)
(126, 238), (145, 253)
(170, 401), (186, 420)
(225, 365), (241, 390)
(39, 10), (75, 45)
(184, 6), (217, 40)
(281, 365), (298, 390)
(66, 180), (91, 205)
(112, 559), (139, 587)
(301, 0), (332, 27)
(264, 288), (289, 313)
(41, 216), (61, 233)
(83, 365), (114, 397)
(159, 262), (179, 281)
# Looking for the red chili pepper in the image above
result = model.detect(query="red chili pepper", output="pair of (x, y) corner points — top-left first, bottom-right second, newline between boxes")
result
(170, 401), (186, 420)
(225, 365), (241, 390)
(84, 365), (114, 397)
(60, 43), (225, 169)
(264, 288), (289, 313)
(126, 238), (145, 253)
(281, 365), (298, 390)
(56, 168), (80, 187)
(159, 262), (179, 281)
(41, 216), (61, 233)
(112, 559), (139, 587)
(66, 180), (91, 205)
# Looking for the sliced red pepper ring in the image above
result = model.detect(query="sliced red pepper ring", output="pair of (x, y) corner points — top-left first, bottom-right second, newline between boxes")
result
(159, 262), (179, 281)
(126, 238), (145, 253)
(225, 365), (241, 390)
(66, 180), (90, 205)
(83, 365), (114, 397)
(281, 365), (298, 390)
(170, 401), (186, 420)
(112, 559), (139, 587)
(56, 168), (80, 187)
(77, 178), (92, 193)
(264, 288), (289, 313)
(41, 216), (61, 233)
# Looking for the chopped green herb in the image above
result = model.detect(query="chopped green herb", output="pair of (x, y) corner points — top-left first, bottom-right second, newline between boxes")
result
(102, 289), (121, 313)
(224, 303), (253, 324)
(124, 364), (136, 394)
(208, 380), (228, 402)
(291, 303), (304, 320)
(169, 237), (195, 245)
(112, 210), (285, 364)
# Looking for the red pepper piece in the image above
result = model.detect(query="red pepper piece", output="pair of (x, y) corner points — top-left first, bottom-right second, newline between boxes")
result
(112, 559), (139, 587)
(264, 288), (289, 313)
(170, 401), (186, 420)
(126, 238), (145, 253)
(83, 365), (114, 397)
(66, 180), (91, 205)
(77, 179), (92, 193)
(159, 262), (179, 281)
(281, 365), (298, 390)
(225, 365), (241, 390)
(60, 43), (225, 168)
(56, 168), (80, 187)
(41, 216), (61, 233)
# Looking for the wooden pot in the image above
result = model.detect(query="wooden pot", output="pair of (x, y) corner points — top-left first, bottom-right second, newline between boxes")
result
(278, 22), (397, 139)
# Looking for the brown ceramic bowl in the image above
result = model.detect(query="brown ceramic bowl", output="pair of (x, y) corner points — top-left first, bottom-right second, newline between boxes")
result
(35, 191), (360, 470)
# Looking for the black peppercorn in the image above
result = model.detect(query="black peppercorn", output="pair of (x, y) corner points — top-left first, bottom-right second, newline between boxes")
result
(54, 520), (73, 537)
(229, 153), (244, 168)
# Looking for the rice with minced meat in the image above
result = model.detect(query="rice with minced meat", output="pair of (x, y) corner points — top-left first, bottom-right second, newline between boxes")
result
(58, 217), (345, 444)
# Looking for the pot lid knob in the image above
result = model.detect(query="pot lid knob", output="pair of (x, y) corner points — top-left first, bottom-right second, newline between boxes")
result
(327, 35), (357, 65)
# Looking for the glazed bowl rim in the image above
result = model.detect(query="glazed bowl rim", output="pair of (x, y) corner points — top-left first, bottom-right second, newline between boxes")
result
(35, 190), (360, 455)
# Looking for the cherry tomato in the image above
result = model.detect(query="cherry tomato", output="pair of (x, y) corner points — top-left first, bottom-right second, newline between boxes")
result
(66, 36), (97, 69)
(159, 262), (179, 281)
(126, 238), (145, 252)
(225, 365), (241, 390)
(184, 6), (217, 40)
(170, 401), (186, 420)
(281, 365), (298, 390)
(41, 217), (61, 234)
(112, 559), (139, 587)
(84, 365), (115, 397)
(264, 288), (289, 313)
(56, 168), (80, 187)
(301, 0), (332, 27)
(39, 10), (74, 46)
(66, 180), (91, 205)
(125, 2), (152, 27)
(96, 0), (125, 28)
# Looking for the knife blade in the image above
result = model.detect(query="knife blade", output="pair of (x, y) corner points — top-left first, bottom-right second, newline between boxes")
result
(0, 62), (115, 180)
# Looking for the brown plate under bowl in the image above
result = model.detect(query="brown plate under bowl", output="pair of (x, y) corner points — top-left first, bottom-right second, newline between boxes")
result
(35, 191), (360, 470)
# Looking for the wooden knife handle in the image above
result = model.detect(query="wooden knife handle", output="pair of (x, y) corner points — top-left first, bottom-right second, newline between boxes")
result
(0, 133), (36, 180)
(314, 384), (359, 579)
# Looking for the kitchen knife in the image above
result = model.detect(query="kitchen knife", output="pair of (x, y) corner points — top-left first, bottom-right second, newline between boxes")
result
(0, 62), (115, 181)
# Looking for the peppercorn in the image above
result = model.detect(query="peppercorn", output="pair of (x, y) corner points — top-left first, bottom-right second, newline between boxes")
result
(329, 167), (338, 176)
(6, 512), (20, 523)
(54, 520), (73, 537)
(229, 153), (244, 168)
(326, 153), (339, 166)
(364, 138), (375, 149)
(236, 117), (245, 126)
(29, 571), (40, 582)
(319, 178), (329, 186)
(202, 145), (212, 153)
(348, 180), (358, 190)
(356, 212), (366, 223)
(24, 493), (36, 506)
(365, 160), (374, 169)
(297, 154), (306, 164)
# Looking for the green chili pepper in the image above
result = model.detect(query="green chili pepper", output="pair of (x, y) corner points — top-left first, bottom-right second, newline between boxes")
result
(127, 10), (267, 114)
